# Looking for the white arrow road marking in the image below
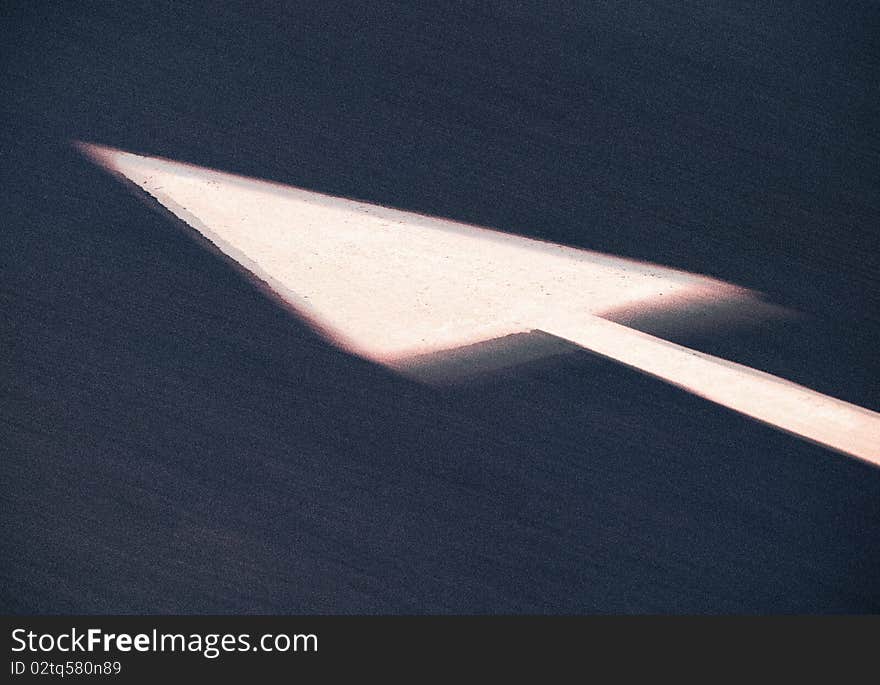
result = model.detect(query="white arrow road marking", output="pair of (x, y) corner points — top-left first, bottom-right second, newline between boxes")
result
(77, 142), (880, 465)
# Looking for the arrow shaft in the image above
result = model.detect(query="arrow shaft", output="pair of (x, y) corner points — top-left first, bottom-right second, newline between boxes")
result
(547, 316), (879, 465)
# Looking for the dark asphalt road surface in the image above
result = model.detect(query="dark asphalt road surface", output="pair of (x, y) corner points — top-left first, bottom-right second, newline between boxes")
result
(2, 2), (879, 613)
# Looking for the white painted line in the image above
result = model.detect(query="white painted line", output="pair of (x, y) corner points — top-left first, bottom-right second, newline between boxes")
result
(76, 141), (880, 465)
(549, 317), (879, 464)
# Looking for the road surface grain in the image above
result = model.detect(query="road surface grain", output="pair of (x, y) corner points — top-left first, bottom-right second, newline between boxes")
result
(2, 2), (878, 613)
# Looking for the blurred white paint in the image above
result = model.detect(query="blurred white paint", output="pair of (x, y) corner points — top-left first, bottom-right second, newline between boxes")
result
(77, 141), (880, 465)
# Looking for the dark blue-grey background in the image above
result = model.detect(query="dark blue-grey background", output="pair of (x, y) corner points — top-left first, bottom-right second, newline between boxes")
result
(2, 2), (878, 612)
